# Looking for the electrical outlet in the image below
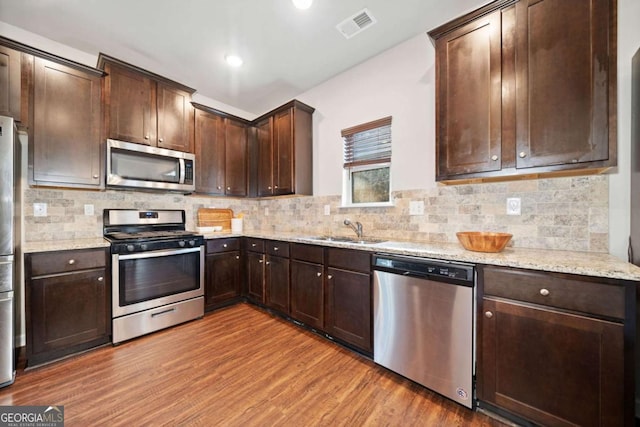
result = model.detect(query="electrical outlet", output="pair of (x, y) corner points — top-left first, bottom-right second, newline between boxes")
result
(84, 204), (95, 216)
(33, 203), (47, 217)
(506, 198), (521, 215)
(323, 204), (331, 216)
(264, 207), (269, 216)
(409, 200), (425, 216)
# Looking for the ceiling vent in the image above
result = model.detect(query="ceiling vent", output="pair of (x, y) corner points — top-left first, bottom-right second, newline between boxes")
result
(336, 8), (377, 39)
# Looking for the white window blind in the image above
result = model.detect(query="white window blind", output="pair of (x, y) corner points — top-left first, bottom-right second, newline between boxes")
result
(342, 116), (392, 168)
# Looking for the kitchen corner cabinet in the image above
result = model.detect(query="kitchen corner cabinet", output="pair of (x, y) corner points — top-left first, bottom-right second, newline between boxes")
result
(245, 238), (266, 303)
(290, 243), (325, 330)
(30, 56), (103, 188)
(264, 241), (290, 313)
(194, 105), (248, 196)
(0, 44), (23, 122)
(325, 248), (372, 354)
(254, 100), (314, 197)
(99, 54), (195, 153)
(25, 248), (111, 367)
(477, 265), (632, 426)
(204, 238), (241, 311)
(429, 0), (617, 182)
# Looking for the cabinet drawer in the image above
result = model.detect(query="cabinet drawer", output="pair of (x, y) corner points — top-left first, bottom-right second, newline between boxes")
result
(482, 266), (625, 320)
(327, 248), (370, 274)
(291, 243), (323, 263)
(266, 240), (289, 257)
(29, 248), (107, 277)
(206, 238), (239, 253)
(244, 238), (264, 253)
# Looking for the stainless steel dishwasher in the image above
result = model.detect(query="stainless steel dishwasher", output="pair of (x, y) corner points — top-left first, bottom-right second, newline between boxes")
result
(373, 254), (475, 409)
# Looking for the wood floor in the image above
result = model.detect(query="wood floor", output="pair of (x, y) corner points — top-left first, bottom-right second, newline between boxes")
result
(0, 303), (505, 426)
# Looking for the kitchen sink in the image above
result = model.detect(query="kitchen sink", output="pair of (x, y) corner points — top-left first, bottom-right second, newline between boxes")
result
(307, 236), (387, 245)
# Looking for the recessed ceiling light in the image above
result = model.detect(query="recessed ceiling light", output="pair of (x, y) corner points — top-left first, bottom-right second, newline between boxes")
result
(292, 0), (312, 10)
(225, 54), (243, 67)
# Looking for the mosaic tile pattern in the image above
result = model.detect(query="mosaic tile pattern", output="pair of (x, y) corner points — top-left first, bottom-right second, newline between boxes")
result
(23, 175), (609, 253)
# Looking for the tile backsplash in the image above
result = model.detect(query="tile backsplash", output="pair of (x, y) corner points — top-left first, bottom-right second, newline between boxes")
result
(23, 174), (609, 253)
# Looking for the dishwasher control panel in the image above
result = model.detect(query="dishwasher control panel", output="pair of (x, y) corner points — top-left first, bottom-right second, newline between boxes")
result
(373, 254), (474, 284)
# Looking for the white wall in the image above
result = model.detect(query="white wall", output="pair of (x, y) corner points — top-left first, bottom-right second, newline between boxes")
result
(299, 0), (640, 261)
(609, 0), (640, 260)
(298, 34), (436, 196)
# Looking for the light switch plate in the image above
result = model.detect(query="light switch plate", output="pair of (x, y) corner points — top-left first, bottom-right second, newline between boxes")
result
(506, 198), (521, 215)
(324, 204), (331, 216)
(84, 204), (95, 216)
(264, 207), (269, 216)
(34, 203), (47, 217)
(409, 200), (425, 216)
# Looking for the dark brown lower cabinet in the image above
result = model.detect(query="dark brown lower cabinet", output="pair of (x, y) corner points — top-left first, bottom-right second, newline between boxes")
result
(478, 265), (630, 426)
(325, 266), (372, 354)
(204, 238), (241, 311)
(26, 248), (110, 366)
(480, 298), (624, 426)
(265, 255), (289, 313)
(246, 250), (265, 303)
(290, 260), (324, 329)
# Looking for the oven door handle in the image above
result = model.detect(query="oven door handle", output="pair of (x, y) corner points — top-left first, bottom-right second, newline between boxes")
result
(117, 246), (202, 261)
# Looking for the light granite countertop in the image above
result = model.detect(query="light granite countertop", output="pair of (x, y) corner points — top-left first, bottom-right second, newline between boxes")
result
(23, 232), (640, 282)
(23, 237), (111, 254)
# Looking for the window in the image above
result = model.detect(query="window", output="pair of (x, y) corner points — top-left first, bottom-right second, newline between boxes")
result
(342, 116), (392, 206)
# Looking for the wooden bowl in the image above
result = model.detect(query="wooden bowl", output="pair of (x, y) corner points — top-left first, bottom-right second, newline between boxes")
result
(456, 231), (513, 253)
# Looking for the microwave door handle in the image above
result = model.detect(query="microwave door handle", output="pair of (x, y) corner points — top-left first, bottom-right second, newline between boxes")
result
(179, 158), (185, 184)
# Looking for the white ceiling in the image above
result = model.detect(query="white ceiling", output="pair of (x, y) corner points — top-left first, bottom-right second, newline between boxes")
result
(0, 0), (488, 116)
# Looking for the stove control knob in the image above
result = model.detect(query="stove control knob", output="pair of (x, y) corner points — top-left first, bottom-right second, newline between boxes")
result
(179, 241), (186, 247)
(140, 244), (148, 251)
(126, 244), (135, 252)
(189, 240), (196, 246)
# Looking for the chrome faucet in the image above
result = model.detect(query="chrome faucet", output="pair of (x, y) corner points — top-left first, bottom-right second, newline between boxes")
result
(344, 219), (363, 238)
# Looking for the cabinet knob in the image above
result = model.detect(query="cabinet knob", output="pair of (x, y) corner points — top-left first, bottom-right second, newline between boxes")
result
(217, 186), (222, 190)
(491, 155), (498, 161)
(316, 272), (322, 277)
(259, 259), (264, 263)
(158, 138), (164, 143)
(144, 135), (150, 140)
(274, 185), (278, 189)
(68, 259), (75, 265)
(236, 255), (240, 260)
(485, 311), (493, 319)
(540, 288), (550, 296)
(268, 186), (272, 190)
(93, 174), (99, 179)
(519, 151), (527, 158)
(327, 274), (333, 280)
(227, 187), (231, 191)
(97, 276), (104, 282)
(223, 244), (228, 248)
(273, 247), (279, 251)
(252, 243), (257, 247)
(266, 261), (271, 265)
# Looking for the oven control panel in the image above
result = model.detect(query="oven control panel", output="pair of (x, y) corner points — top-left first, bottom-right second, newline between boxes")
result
(110, 237), (204, 254)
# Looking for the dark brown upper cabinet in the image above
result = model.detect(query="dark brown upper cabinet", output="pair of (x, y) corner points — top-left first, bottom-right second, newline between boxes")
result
(252, 100), (314, 197)
(98, 54), (195, 153)
(30, 56), (103, 188)
(193, 104), (249, 197)
(429, 0), (617, 182)
(0, 44), (22, 122)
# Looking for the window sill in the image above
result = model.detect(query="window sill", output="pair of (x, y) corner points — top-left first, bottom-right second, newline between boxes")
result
(340, 201), (395, 209)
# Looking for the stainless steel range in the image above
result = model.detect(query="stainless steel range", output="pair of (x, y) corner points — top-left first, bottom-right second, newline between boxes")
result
(104, 209), (205, 344)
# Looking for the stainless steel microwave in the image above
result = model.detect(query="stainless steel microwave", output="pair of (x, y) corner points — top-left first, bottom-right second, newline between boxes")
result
(106, 139), (195, 193)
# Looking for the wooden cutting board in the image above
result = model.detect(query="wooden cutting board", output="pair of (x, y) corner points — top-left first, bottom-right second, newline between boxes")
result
(197, 208), (233, 231)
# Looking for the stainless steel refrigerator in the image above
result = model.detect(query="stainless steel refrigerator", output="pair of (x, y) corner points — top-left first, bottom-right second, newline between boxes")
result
(0, 115), (19, 388)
